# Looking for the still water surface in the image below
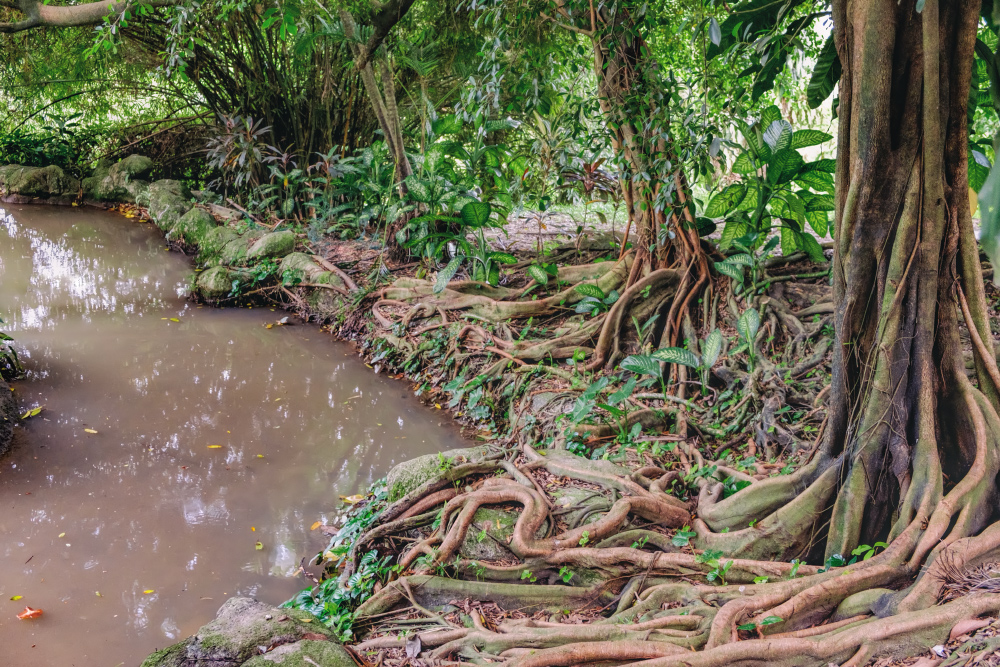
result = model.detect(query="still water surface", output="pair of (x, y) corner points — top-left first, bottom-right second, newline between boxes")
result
(0, 206), (465, 666)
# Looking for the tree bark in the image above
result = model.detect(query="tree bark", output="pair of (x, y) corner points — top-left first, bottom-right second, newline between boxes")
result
(0, 0), (179, 33)
(821, 0), (1000, 559)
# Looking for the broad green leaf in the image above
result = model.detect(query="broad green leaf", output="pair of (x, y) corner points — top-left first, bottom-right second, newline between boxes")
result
(597, 403), (626, 419)
(704, 184), (748, 217)
(971, 149), (992, 192)
(487, 263), (500, 287)
(434, 256), (464, 293)
(489, 252), (517, 264)
(763, 120), (792, 152)
(800, 233), (827, 263)
(784, 192), (808, 226)
(620, 354), (662, 377)
(460, 201), (492, 228)
(791, 129), (833, 149)
(725, 253), (754, 266)
(806, 210), (830, 237)
(798, 191), (836, 212)
(737, 308), (761, 342)
(807, 34), (842, 109)
(768, 149), (805, 185)
(702, 329), (723, 368)
(432, 114), (463, 135)
(732, 151), (756, 174)
(526, 265), (549, 285)
(800, 159), (837, 174)
(759, 616), (783, 626)
(714, 261), (745, 283)
(780, 226), (800, 255)
(574, 283), (606, 299)
(794, 171), (835, 193)
(760, 105), (783, 129)
(720, 217), (749, 250)
(651, 347), (700, 368)
(607, 376), (636, 404)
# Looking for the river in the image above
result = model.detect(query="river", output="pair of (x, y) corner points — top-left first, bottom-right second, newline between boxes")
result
(0, 205), (466, 666)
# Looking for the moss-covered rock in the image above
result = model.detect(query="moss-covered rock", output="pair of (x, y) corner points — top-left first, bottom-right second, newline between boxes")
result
(168, 208), (217, 250)
(82, 155), (154, 203)
(147, 179), (192, 232)
(195, 266), (252, 301)
(200, 227), (242, 264)
(139, 597), (336, 667)
(0, 378), (16, 458)
(247, 231), (296, 261)
(385, 445), (492, 501)
(242, 640), (355, 666)
(221, 236), (255, 266)
(459, 507), (519, 561)
(0, 164), (79, 201)
(279, 253), (344, 288)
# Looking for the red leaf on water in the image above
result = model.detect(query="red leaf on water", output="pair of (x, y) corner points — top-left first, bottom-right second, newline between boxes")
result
(17, 607), (42, 620)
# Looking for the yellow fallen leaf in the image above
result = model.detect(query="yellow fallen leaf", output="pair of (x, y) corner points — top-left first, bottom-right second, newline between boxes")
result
(143, 589), (154, 595)
(207, 445), (222, 449)
(339, 494), (365, 504)
(58, 533), (65, 538)
(84, 428), (98, 434)
(257, 454), (264, 458)
(10, 595), (22, 601)
(251, 526), (256, 532)
(95, 592), (102, 597)
(310, 521), (322, 531)
(255, 541), (263, 550)
(265, 324), (273, 329)
(170, 318), (179, 322)
(435, 403), (442, 409)
(161, 318), (168, 320)
(299, 618), (312, 623)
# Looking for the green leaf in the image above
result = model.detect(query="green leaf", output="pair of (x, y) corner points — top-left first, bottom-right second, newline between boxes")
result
(807, 34), (842, 109)
(460, 201), (492, 228)
(434, 256), (464, 293)
(526, 265), (550, 285)
(806, 210), (829, 238)
(597, 403), (626, 419)
(800, 233), (827, 263)
(705, 184), (748, 217)
(760, 105), (782, 129)
(652, 347), (700, 368)
(768, 149), (805, 185)
(801, 158), (837, 174)
(794, 171), (835, 193)
(737, 308), (761, 342)
(702, 329), (723, 368)
(715, 260), (745, 283)
(763, 120), (792, 152)
(725, 253), (754, 266)
(759, 616), (783, 626)
(732, 151), (756, 174)
(790, 129), (833, 149)
(780, 225), (800, 256)
(574, 283), (606, 299)
(489, 252), (517, 265)
(432, 114), (463, 136)
(620, 354), (662, 377)
(720, 217), (749, 251)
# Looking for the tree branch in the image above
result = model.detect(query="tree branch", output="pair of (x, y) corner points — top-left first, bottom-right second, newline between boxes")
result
(0, 0), (179, 33)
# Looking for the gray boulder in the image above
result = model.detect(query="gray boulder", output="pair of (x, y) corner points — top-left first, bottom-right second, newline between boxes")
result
(385, 445), (492, 501)
(147, 179), (192, 232)
(247, 231), (297, 261)
(82, 155), (154, 202)
(168, 208), (217, 250)
(139, 597), (338, 667)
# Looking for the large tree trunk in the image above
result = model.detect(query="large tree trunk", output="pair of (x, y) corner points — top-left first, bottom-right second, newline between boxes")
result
(821, 0), (1000, 560)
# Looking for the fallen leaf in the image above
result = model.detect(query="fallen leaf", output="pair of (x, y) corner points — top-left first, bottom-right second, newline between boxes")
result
(10, 595), (22, 601)
(58, 533), (65, 538)
(405, 634), (422, 658)
(255, 541), (263, 550)
(20, 406), (44, 420)
(95, 592), (102, 597)
(84, 428), (98, 434)
(298, 617), (312, 623)
(207, 445), (222, 449)
(310, 521), (322, 531)
(257, 454), (264, 458)
(143, 589), (155, 595)
(170, 318), (179, 322)
(251, 526), (256, 532)
(17, 607), (42, 620)
(339, 495), (365, 504)
(950, 618), (992, 640)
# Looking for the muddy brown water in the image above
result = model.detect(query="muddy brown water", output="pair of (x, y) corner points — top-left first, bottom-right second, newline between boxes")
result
(0, 206), (467, 666)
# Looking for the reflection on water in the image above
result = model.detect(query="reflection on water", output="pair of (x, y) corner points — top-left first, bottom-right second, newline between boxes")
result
(0, 206), (466, 666)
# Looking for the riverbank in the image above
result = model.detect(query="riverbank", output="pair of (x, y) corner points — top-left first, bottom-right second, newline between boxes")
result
(0, 157), (841, 667)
